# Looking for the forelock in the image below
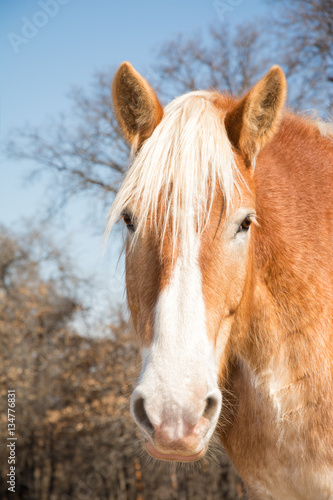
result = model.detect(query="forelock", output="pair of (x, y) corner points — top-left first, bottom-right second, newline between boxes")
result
(106, 91), (241, 256)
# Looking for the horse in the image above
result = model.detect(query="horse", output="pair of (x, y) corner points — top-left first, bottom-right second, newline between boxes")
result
(107, 61), (333, 499)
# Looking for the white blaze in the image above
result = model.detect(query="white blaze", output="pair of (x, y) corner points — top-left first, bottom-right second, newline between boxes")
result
(135, 234), (221, 437)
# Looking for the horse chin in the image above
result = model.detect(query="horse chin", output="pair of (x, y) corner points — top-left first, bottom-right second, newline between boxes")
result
(145, 441), (206, 462)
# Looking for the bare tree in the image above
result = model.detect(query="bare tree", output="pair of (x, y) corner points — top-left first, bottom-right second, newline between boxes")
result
(5, 8), (333, 220)
(6, 72), (129, 220)
(5, 23), (268, 221)
(267, 0), (333, 112)
(154, 23), (269, 99)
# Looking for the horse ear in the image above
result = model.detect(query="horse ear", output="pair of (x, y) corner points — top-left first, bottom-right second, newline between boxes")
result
(225, 66), (287, 166)
(112, 62), (163, 149)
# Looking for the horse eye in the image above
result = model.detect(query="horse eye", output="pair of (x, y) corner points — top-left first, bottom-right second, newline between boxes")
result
(122, 212), (135, 231)
(239, 216), (252, 232)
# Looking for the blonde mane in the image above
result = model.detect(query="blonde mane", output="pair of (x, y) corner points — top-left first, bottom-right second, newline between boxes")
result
(105, 91), (240, 253)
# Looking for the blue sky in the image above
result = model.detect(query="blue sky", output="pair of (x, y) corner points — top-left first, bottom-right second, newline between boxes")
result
(1, 0), (268, 311)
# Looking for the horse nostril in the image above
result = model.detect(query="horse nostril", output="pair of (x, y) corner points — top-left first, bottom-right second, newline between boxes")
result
(132, 396), (154, 435)
(203, 394), (220, 421)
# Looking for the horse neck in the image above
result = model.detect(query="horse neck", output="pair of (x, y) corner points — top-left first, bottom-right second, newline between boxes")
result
(238, 113), (333, 388)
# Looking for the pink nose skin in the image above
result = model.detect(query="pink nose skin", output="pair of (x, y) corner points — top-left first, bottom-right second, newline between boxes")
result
(145, 417), (210, 462)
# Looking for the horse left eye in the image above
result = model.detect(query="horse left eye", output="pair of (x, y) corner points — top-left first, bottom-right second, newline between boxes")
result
(239, 216), (252, 232)
(122, 213), (135, 231)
